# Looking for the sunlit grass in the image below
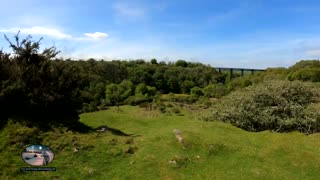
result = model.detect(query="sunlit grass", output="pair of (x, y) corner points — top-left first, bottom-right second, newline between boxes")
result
(1, 105), (320, 179)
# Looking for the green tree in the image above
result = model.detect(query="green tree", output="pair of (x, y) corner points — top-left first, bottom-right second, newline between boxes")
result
(105, 83), (124, 107)
(180, 80), (195, 94)
(203, 84), (216, 98)
(190, 86), (204, 98)
(146, 86), (157, 98)
(150, 58), (158, 64)
(119, 80), (134, 99)
(175, 60), (188, 67)
(135, 83), (148, 95)
(0, 32), (84, 128)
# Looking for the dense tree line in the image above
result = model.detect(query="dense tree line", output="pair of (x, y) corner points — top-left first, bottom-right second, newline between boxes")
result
(1, 33), (320, 131)
(0, 34), (227, 128)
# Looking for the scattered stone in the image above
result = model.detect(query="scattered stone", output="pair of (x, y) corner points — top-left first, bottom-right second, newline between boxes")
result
(88, 168), (93, 174)
(73, 148), (79, 153)
(196, 155), (200, 159)
(130, 161), (135, 165)
(96, 125), (109, 132)
(168, 160), (177, 165)
(173, 129), (184, 143)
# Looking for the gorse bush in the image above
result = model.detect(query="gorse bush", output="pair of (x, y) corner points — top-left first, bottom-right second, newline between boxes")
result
(211, 80), (320, 134)
(288, 68), (320, 82)
(0, 33), (84, 129)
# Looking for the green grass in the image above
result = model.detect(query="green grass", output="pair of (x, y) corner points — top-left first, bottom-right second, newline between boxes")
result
(1, 105), (320, 179)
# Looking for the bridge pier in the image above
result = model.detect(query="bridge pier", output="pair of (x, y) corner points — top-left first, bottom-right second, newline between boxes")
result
(230, 69), (233, 80)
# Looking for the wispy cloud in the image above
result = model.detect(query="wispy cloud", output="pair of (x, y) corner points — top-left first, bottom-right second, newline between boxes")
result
(0, 26), (72, 39)
(0, 26), (108, 41)
(84, 32), (108, 40)
(112, 1), (146, 21)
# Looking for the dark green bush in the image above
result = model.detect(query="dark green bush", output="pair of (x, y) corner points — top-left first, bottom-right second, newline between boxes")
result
(190, 86), (204, 98)
(211, 80), (320, 134)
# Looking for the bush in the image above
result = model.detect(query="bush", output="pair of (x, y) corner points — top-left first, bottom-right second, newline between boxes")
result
(82, 102), (99, 113)
(198, 96), (212, 107)
(171, 107), (181, 114)
(190, 86), (204, 98)
(124, 95), (149, 105)
(211, 80), (320, 134)
(7, 120), (41, 147)
(153, 101), (166, 113)
(288, 68), (320, 82)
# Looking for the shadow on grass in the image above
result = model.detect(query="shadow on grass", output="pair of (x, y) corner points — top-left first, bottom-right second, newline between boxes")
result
(95, 125), (140, 137)
(0, 116), (8, 131)
(2, 115), (93, 133)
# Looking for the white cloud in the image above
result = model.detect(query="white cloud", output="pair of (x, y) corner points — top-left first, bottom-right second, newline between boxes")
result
(84, 32), (108, 40)
(0, 26), (72, 39)
(0, 26), (108, 41)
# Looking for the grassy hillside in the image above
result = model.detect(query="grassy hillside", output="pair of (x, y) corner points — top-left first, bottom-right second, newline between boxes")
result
(1, 106), (320, 179)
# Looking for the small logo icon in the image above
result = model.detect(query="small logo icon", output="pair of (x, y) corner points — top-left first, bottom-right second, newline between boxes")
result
(21, 144), (55, 166)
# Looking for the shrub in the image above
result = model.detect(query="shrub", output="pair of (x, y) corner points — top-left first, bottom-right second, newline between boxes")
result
(8, 124), (41, 147)
(154, 101), (166, 113)
(82, 102), (99, 113)
(288, 68), (320, 82)
(198, 96), (212, 108)
(124, 95), (149, 105)
(203, 84), (215, 98)
(135, 83), (148, 95)
(190, 86), (204, 98)
(211, 80), (320, 134)
(171, 107), (181, 114)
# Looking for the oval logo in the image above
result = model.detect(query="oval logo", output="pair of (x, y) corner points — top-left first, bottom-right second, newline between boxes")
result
(21, 144), (55, 166)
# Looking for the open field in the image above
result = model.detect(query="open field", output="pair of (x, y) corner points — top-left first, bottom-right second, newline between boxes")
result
(1, 105), (320, 179)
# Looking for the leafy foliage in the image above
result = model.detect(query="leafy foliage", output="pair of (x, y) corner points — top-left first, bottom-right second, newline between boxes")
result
(190, 86), (204, 98)
(0, 33), (85, 129)
(211, 80), (320, 134)
(288, 68), (320, 82)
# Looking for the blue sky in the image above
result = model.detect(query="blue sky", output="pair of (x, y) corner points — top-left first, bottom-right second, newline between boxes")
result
(1, 0), (320, 68)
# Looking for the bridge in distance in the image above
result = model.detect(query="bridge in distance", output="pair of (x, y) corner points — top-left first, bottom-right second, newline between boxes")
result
(214, 67), (266, 79)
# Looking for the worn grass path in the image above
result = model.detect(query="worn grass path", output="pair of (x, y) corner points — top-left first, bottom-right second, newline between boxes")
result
(1, 105), (320, 179)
